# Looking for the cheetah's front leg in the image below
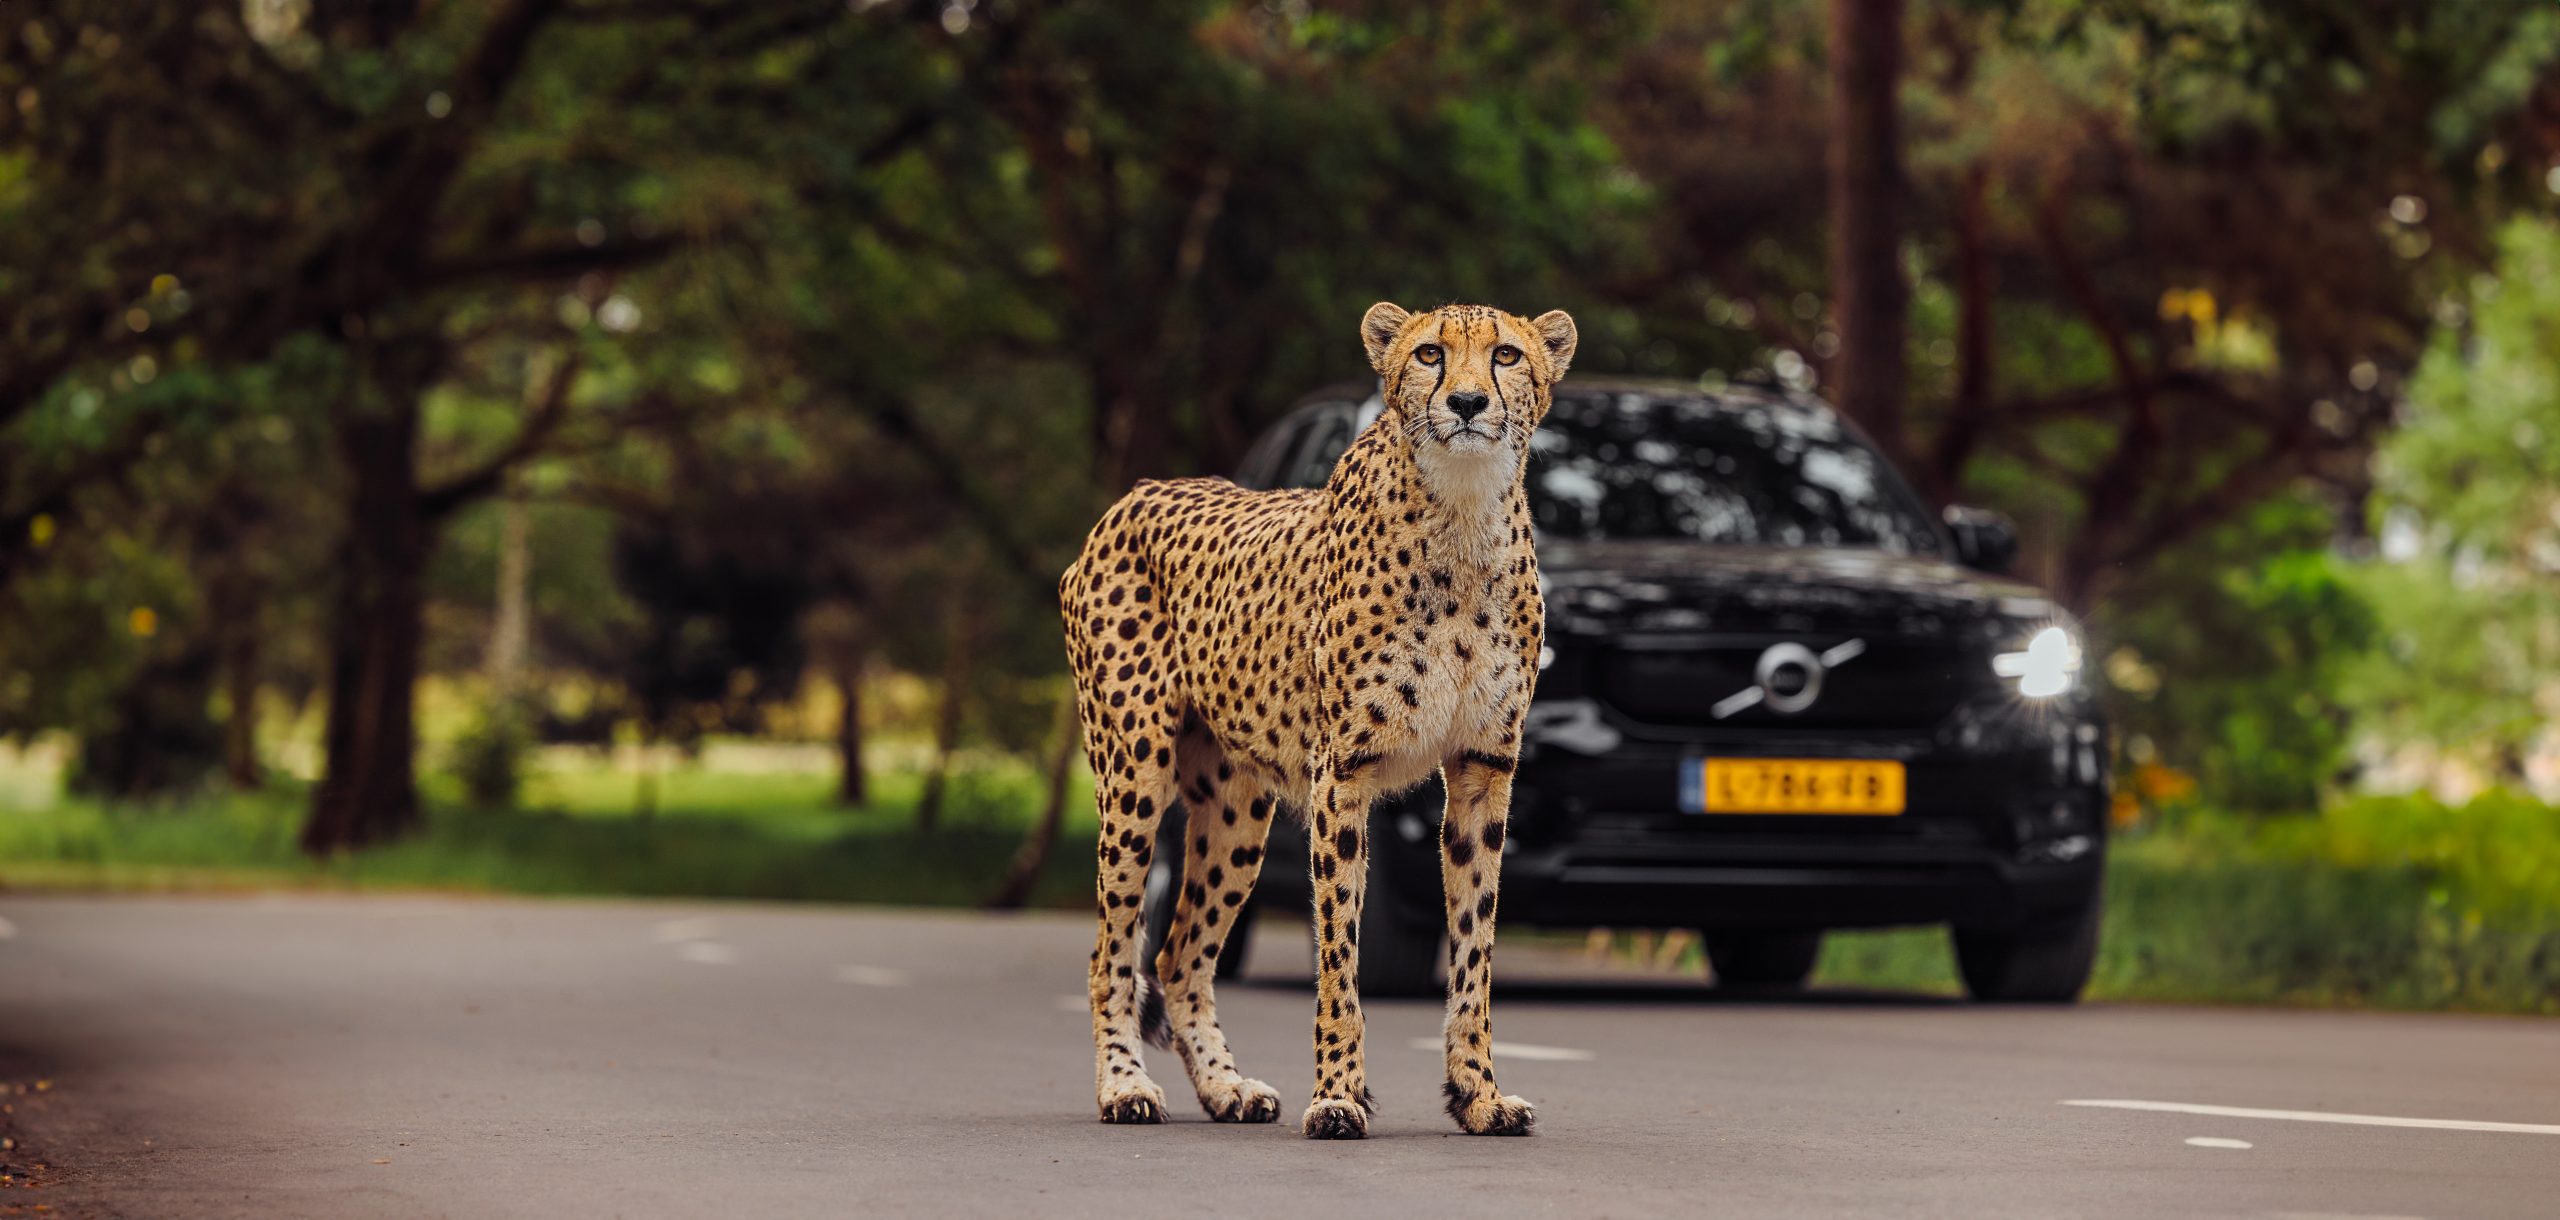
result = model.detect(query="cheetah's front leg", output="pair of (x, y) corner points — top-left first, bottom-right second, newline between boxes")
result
(1300, 759), (1378, 1139)
(1437, 749), (1535, 1135)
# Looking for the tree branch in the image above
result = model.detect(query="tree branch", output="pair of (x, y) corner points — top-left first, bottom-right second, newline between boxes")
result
(349, 0), (568, 290)
(420, 349), (584, 520)
(848, 387), (1059, 603)
(420, 235), (683, 289)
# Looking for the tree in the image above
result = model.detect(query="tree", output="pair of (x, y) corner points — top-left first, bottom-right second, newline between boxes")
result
(2352, 218), (2560, 778)
(1, 1), (983, 847)
(2103, 497), (2378, 810)
(0, 351), (335, 797)
(1601, 0), (2560, 611)
(1826, 0), (1912, 469)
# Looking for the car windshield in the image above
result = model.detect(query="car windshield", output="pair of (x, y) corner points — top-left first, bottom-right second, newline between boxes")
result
(1527, 391), (1944, 555)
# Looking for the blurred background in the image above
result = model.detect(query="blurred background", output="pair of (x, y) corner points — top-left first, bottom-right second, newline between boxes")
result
(1, 0), (2556, 1011)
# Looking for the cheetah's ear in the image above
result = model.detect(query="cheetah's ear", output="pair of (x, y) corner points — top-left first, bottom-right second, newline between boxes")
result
(1360, 302), (1411, 375)
(1531, 310), (1578, 380)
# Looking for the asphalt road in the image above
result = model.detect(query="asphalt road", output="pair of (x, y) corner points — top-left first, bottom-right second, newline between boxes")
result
(0, 895), (2554, 1219)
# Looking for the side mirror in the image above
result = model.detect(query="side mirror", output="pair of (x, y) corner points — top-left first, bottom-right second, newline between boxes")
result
(1943, 505), (2018, 575)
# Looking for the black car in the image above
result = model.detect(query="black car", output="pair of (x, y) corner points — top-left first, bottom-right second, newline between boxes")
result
(1145, 378), (2110, 1003)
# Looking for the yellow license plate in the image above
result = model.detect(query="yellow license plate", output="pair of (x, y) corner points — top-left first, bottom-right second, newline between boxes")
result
(1700, 758), (1905, 815)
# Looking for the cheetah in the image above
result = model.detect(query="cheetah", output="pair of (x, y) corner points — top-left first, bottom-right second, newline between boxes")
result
(1059, 301), (1576, 1140)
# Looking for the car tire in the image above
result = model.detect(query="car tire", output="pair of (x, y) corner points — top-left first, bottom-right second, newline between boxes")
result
(1952, 896), (2100, 1003)
(1358, 822), (1444, 999)
(1139, 808), (1252, 984)
(1705, 929), (1823, 990)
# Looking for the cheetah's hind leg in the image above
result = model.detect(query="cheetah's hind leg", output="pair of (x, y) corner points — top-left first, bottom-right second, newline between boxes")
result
(1071, 650), (1185, 1124)
(1153, 720), (1283, 1123)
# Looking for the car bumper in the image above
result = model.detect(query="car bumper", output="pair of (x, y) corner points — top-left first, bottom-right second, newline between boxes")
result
(1351, 699), (2111, 934)
(1491, 850), (2101, 931)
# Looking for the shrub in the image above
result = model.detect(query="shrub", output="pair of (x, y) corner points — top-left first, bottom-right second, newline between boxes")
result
(448, 703), (534, 809)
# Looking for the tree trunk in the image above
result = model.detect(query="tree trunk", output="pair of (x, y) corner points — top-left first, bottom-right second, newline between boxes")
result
(913, 681), (962, 832)
(1826, 0), (1912, 469)
(914, 605), (973, 831)
(73, 641), (223, 799)
(204, 546), (266, 791)
(220, 602), (262, 790)
(487, 478), (532, 694)
(1928, 162), (1994, 505)
(987, 693), (1080, 910)
(634, 722), (660, 820)
(302, 403), (430, 855)
(834, 638), (869, 807)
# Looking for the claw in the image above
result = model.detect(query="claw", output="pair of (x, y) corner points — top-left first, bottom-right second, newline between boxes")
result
(1444, 1087), (1536, 1136)
(1099, 1089), (1169, 1124)
(1301, 1098), (1370, 1140)
(1207, 1079), (1283, 1123)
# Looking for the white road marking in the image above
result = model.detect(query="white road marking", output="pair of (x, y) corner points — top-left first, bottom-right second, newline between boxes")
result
(1407, 1037), (1594, 1062)
(0, 916), (17, 940)
(2265, 1213), (2431, 1220)
(652, 917), (717, 943)
(2185, 1136), (2253, 1149)
(676, 942), (737, 965)
(2065, 1099), (2560, 1136)
(833, 965), (911, 988)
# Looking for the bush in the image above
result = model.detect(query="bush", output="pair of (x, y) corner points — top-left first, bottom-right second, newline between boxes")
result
(1818, 791), (2560, 1014)
(448, 703), (534, 809)
(2095, 792), (2560, 1012)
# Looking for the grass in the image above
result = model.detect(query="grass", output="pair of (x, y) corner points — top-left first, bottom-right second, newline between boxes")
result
(1808, 792), (2560, 1014)
(4, 744), (2556, 1013)
(0, 746), (1101, 909)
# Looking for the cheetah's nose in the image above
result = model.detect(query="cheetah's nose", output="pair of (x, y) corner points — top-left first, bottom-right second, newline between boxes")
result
(1446, 392), (1490, 422)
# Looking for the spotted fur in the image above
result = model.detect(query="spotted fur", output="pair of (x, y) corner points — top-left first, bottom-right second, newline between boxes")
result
(1062, 301), (1575, 1139)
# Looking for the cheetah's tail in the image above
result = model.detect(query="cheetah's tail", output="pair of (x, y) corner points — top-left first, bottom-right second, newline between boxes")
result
(1136, 966), (1173, 1049)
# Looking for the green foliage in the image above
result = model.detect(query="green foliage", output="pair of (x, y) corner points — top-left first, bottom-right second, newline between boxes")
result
(11, 760), (2554, 1013)
(2098, 496), (2378, 810)
(447, 701), (533, 810)
(2099, 793), (2560, 1012)
(2344, 560), (2550, 770)
(0, 750), (1098, 910)
(5, 0), (2560, 841)
(1819, 792), (2560, 1014)
(2391, 219), (2560, 553)
(2353, 217), (2560, 771)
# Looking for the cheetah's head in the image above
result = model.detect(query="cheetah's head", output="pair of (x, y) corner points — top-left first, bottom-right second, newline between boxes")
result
(1360, 301), (1577, 491)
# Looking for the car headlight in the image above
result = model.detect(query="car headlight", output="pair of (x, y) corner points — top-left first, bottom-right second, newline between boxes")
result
(1992, 625), (2082, 698)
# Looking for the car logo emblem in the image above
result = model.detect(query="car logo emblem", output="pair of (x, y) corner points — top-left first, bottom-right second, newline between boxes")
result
(1712, 639), (1868, 719)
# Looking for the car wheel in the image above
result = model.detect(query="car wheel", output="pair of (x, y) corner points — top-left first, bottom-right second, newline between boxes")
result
(1213, 896), (1255, 980)
(1139, 812), (1182, 977)
(1140, 808), (1255, 982)
(1705, 929), (1823, 989)
(1358, 824), (1444, 999)
(1952, 897), (2100, 1003)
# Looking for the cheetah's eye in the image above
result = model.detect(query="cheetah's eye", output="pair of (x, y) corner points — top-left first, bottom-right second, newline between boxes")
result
(1414, 344), (1443, 366)
(1493, 344), (1523, 367)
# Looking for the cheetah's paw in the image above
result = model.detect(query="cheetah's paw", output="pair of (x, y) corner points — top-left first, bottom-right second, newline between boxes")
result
(1097, 1080), (1169, 1125)
(1450, 1090), (1536, 1136)
(1201, 1077), (1282, 1124)
(1301, 1097), (1370, 1140)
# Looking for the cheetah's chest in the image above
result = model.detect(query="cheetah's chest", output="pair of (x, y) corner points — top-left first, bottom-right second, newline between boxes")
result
(1345, 570), (1527, 789)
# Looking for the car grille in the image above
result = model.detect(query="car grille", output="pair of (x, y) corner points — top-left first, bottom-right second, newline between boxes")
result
(1599, 635), (1987, 730)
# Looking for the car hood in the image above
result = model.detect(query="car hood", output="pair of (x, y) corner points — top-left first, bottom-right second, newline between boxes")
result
(1537, 538), (2061, 639)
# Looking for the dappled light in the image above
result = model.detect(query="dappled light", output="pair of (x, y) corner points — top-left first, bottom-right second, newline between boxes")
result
(0, 0), (2556, 1210)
